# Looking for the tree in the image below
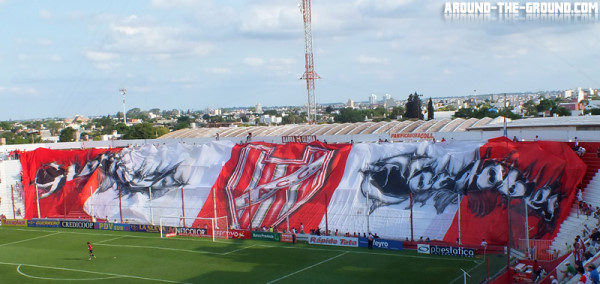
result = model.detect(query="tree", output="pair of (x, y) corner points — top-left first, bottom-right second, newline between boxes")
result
(155, 126), (170, 137)
(325, 106), (334, 113)
(333, 108), (364, 123)
(59, 127), (76, 142)
(123, 122), (156, 139)
(427, 98), (434, 120)
(389, 106), (405, 119)
(405, 92), (423, 119)
(174, 116), (192, 130)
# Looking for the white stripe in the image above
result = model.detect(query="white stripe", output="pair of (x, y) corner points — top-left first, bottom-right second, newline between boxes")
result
(95, 236), (124, 244)
(17, 264), (123, 281)
(266, 252), (348, 284)
(0, 262), (192, 284)
(0, 232), (60, 247)
(95, 243), (222, 255)
(220, 245), (255, 255)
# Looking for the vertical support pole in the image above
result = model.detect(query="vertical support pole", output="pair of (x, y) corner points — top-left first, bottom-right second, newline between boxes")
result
(410, 193), (414, 242)
(286, 189), (290, 233)
(89, 186), (94, 220)
(525, 198), (530, 258)
(118, 186), (123, 223)
(35, 179), (41, 218)
(366, 191), (370, 234)
(248, 189), (252, 231)
(181, 187), (186, 227)
(324, 191), (328, 235)
(149, 187), (154, 225)
(213, 187), (217, 220)
(458, 193), (462, 245)
(11, 185), (16, 219)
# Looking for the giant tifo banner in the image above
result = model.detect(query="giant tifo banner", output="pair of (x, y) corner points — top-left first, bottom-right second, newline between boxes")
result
(18, 138), (585, 246)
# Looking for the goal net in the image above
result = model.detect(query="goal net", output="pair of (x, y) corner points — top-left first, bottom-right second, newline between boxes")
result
(159, 216), (228, 241)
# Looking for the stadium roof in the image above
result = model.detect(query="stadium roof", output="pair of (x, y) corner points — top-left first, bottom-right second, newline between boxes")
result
(160, 116), (600, 139)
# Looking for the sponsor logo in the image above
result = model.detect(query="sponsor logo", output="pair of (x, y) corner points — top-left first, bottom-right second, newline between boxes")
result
(96, 223), (130, 231)
(391, 133), (434, 139)
(419, 244), (475, 258)
(251, 231), (281, 242)
(280, 233), (295, 243)
(61, 221), (94, 229)
(176, 227), (208, 236)
(130, 224), (161, 233)
(417, 244), (431, 254)
(27, 219), (61, 228)
(282, 135), (318, 143)
(228, 230), (251, 239)
(308, 236), (358, 247)
(1, 219), (27, 226)
(358, 237), (403, 251)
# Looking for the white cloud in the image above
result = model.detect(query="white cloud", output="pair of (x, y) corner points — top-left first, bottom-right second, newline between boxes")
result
(150, 0), (197, 8)
(205, 67), (232, 75)
(0, 85), (39, 96)
(39, 10), (53, 19)
(84, 51), (119, 62)
(47, 55), (62, 62)
(356, 55), (389, 64)
(243, 57), (265, 66)
(238, 4), (302, 36)
(17, 54), (31, 61)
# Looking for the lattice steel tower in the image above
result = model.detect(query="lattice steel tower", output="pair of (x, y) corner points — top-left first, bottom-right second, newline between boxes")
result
(300, 0), (320, 123)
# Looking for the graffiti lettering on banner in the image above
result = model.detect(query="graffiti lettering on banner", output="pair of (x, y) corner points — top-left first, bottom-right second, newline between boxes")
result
(417, 244), (475, 258)
(281, 135), (317, 143)
(1, 219), (27, 227)
(228, 229), (251, 239)
(130, 224), (161, 233)
(358, 238), (402, 250)
(27, 219), (61, 228)
(61, 221), (94, 229)
(95, 222), (130, 231)
(251, 231), (281, 242)
(308, 236), (358, 247)
(176, 227), (208, 237)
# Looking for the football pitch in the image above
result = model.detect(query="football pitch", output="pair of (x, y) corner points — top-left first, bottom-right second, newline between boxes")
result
(0, 227), (506, 283)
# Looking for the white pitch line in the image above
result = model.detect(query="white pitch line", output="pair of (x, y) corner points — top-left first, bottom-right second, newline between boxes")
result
(0, 262), (193, 284)
(95, 243), (222, 255)
(95, 236), (124, 244)
(17, 264), (123, 281)
(220, 245), (255, 255)
(0, 232), (61, 247)
(265, 251), (348, 284)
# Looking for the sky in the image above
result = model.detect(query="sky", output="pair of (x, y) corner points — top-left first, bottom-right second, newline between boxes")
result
(1, 0), (599, 120)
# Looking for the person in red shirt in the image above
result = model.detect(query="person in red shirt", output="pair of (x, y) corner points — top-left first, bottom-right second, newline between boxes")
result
(87, 242), (96, 260)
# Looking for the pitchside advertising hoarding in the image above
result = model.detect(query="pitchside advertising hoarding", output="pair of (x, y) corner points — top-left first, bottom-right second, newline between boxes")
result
(61, 220), (94, 229)
(228, 229), (251, 240)
(130, 224), (161, 233)
(417, 244), (475, 258)
(94, 222), (131, 231)
(251, 231), (281, 242)
(27, 219), (61, 228)
(308, 236), (358, 247)
(176, 227), (208, 237)
(357, 238), (403, 251)
(0, 219), (27, 226)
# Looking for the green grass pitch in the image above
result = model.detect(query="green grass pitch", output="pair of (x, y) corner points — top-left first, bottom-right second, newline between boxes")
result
(0, 226), (505, 283)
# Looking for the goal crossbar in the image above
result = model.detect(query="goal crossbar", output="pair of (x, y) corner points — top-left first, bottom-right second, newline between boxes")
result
(159, 216), (228, 241)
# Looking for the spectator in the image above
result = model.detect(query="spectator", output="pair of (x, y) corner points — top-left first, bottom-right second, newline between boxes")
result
(549, 275), (558, 284)
(533, 260), (541, 282)
(215, 133), (220, 140)
(561, 262), (576, 279)
(246, 132), (252, 143)
(367, 233), (374, 249)
(513, 136), (518, 142)
(588, 264), (599, 284)
(481, 239), (488, 249)
(577, 266), (587, 284)
(597, 147), (600, 158)
(574, 137), (580, 147)
(534, 135), (540, 141)
(300, 223), (304, 234)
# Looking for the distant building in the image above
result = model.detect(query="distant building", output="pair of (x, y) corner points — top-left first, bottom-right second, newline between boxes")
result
(347, 99), (354, 108)
(369, 94), (377, 105)
(256, 103), (263, 114)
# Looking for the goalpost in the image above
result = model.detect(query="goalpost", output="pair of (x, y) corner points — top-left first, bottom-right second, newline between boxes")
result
(159, 216), (229, 242)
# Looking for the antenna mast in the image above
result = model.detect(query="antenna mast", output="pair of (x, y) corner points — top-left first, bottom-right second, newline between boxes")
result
(300, 0), (320, 123)
(119, 88), (127, 123)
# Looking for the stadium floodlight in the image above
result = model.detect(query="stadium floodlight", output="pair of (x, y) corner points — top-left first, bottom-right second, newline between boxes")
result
(159, 216), (229, 242)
